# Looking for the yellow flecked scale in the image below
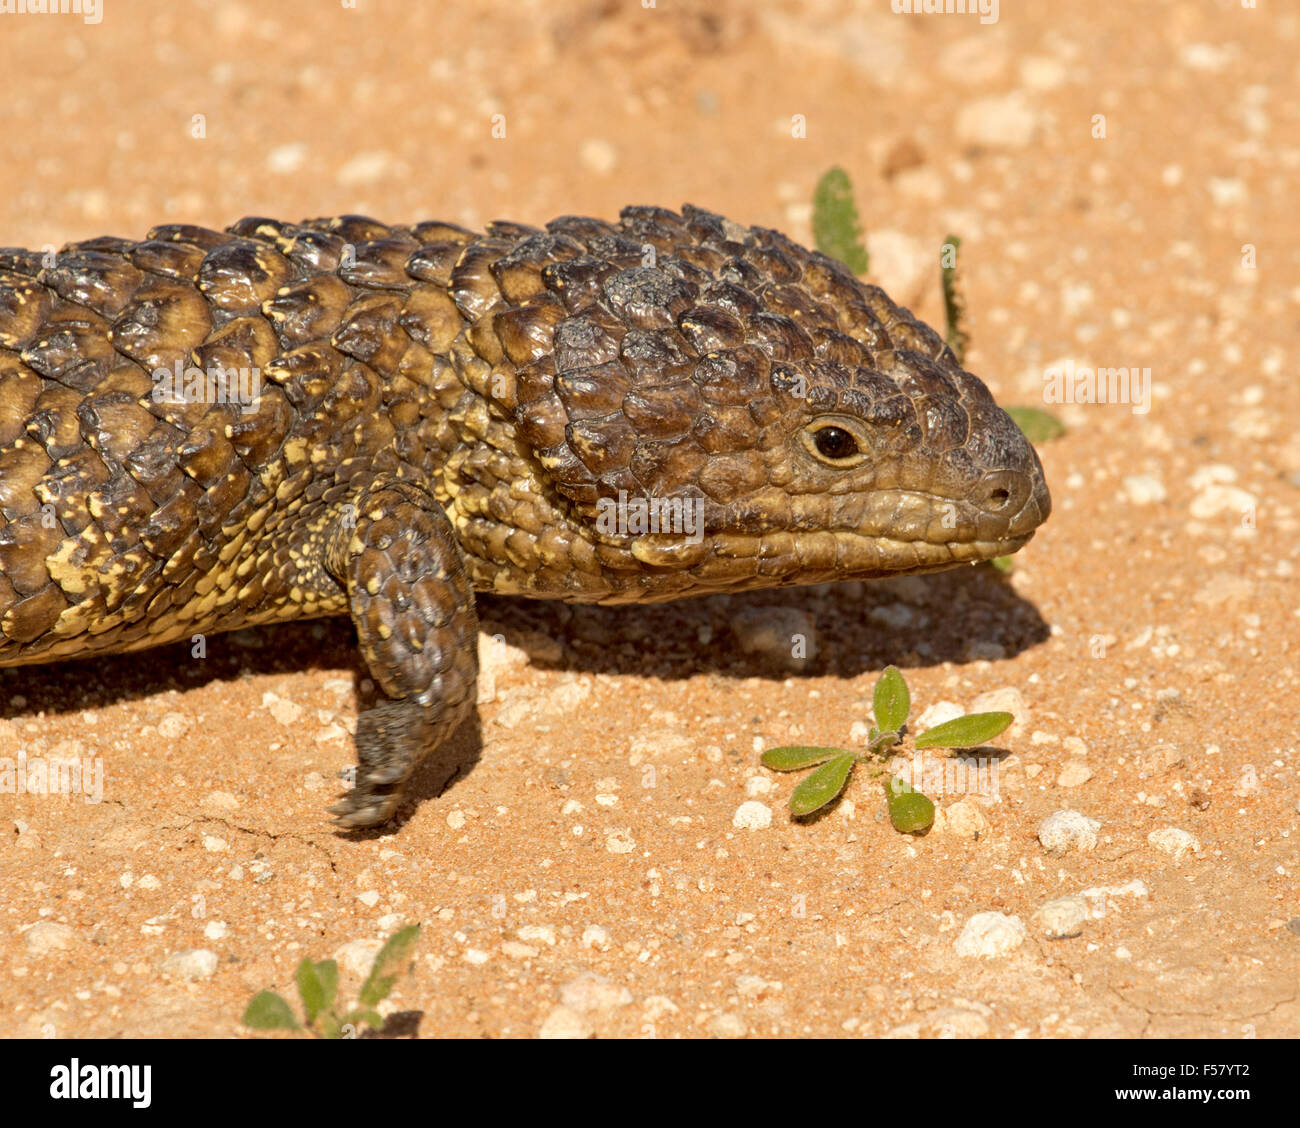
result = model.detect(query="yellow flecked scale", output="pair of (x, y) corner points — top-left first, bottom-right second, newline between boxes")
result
(0, 205), (1049, 827)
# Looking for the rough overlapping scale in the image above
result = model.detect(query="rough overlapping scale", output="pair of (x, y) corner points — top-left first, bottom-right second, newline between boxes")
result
(339, 235), (421, 291)
(0, 200), (1049, 676)
(198, 239), (294, 315)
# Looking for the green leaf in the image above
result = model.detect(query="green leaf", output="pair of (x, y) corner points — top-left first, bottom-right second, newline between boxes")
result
(295, 958), (338, 1024)
(761, 745), (844, 772)
(1004, 406), (1066, 444)
(872, 666), (910, 734)
(989, 555), (1014, 574)
(359, 924), (421, 1007)
(317, 1011), (344, 1040)
(812, 167), (869, 275)
(914, 711), (1014, 749)
(790, 754), (856, 817)
(886, 779), (935, 833)
(242, 990), (300, 1031)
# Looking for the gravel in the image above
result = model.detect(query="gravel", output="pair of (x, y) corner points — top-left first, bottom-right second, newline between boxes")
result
(954, 912), (1027, 957)
(1037, 810), (1102, 855)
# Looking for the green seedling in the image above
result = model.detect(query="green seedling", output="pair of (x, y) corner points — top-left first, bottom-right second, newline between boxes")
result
(1003, 406), (1067, 444)
(761, 667), (1013, 832)
(812, 167), (870, 276)
(940, 233), (969, 365)
(243, 924), (420, 1038)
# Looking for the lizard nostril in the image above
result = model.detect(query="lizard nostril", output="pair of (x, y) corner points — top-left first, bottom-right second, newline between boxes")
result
(988, 487), (1012, 509)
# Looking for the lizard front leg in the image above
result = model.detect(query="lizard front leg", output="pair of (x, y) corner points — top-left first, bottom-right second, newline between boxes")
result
(325, 478), (479, 828)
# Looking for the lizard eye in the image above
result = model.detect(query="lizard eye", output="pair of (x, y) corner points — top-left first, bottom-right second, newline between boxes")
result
(802, 419), (869, 467)
(800, 416), (871, 467)
(813, 426), (857, 460)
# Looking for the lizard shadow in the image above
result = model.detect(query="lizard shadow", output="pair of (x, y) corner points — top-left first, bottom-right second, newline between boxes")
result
(0, 565), (1045, 825)
(476, 564), (1050, 681)
(0, 622), (487, 833)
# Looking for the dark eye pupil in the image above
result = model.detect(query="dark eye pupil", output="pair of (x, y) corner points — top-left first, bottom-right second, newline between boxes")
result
(814, 427), (857, 460)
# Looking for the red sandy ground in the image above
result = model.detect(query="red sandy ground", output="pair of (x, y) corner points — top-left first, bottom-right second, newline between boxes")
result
(1, 0), (1297, 1038)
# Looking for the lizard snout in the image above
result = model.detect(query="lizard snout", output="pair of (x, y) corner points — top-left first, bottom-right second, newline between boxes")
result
(976, 439), (1051, 541)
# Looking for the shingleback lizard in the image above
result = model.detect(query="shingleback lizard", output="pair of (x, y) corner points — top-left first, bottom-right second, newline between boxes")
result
(0, 204), (1050, 827)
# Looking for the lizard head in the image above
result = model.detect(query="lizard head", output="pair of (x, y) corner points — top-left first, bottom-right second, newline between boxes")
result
(461, 204), (1050, 601)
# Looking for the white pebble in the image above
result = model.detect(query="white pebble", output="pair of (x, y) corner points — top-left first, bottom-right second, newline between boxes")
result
(605, 830), (635, 854)
(336, 150), (392, 186)
(732, 801), (772, 831)
(476, 634), (530, 704)
(579, 138), (618, 175)
(709, 1012), (747, 1038)
(157, 712), (191, 739)
(25, 921), (75, 954)
(161, 948), (218, 981)
(730, 607), (816, 670)
(941, 799), (989, 839)
(265, 143), (307, 174)
(1080, 879), (1149, 901)
(1189, 483), (1256, 520)
(1020, 55), (1067, 89)
(955, 93), (1040, 148)
(1037, 810), (1101, 855)
(954, 912), (1026, 957)
(867, 603), (915, 630)
(1122, 474), (1166, 506)
(970, 686), (1028, 735)
(1147, 827), (1201, 860)
(538, 1004), (590, 1039)
(581, 925), (610, 950)
(915, 700), (965, 730)
(1036, 896), (1090, 939)
(1056, 761), (1094, 788)
(560, 972), (632, 1013)
(928, 1007), (990, 1038)
(265, 695), (303, 726)
(517, 925), (556, 946)
(334, 939), (383, 977)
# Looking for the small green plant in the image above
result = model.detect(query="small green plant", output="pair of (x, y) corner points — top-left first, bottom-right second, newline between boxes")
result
(242, 924), (420, 1038)
(761, 667), (1013, 832)
(812, 167), (870, 276)
(1004, 406), (1067, 444)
